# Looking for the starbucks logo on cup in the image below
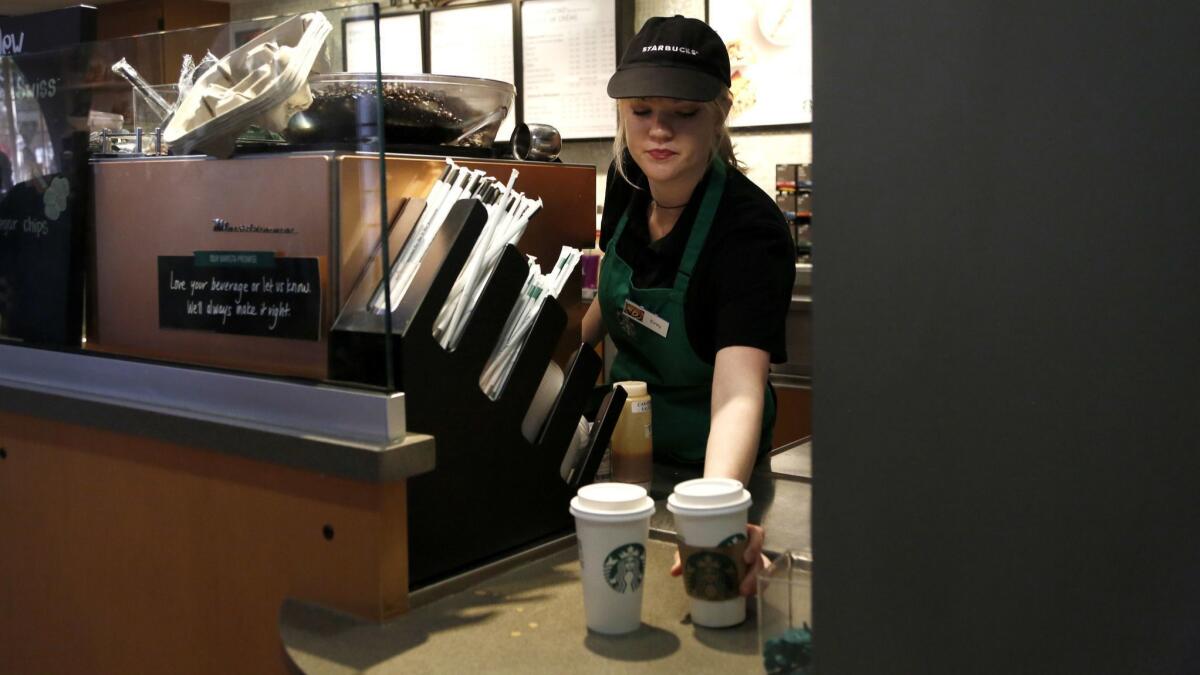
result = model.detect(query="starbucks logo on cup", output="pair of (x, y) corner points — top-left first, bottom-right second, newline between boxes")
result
(684, 552), (739, 601)
(603, 543), (646, 593)
(678, 532), (749, 602)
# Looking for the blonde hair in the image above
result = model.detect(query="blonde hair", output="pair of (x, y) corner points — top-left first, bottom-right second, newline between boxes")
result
(611, 89), (744, 187)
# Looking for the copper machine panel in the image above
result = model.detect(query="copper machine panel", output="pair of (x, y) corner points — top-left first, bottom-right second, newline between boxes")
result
(88, 152), (595, 380)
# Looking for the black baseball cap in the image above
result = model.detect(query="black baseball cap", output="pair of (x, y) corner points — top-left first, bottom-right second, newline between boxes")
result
(607, 15), (731, 102)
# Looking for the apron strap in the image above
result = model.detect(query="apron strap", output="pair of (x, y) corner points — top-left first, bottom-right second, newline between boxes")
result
(607, 157), (728, 294)
(673, 158), (727, 293)
(608, 201), (634, 257)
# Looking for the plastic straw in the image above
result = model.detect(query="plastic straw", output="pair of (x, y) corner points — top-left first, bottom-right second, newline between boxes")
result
(479, 247), (581, 399)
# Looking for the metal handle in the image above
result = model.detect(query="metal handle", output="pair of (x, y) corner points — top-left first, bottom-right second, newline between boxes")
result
(511, 123), (561, 161)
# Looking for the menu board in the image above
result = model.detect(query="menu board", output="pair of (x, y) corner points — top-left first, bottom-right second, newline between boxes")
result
(709, 0), (813, 127)
(429, 2), (517, 141)
(521, 0), (617, 139)
(343, 14), (424, 74)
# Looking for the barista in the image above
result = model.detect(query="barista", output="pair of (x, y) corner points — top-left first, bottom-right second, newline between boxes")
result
(581, 16), (795, 594)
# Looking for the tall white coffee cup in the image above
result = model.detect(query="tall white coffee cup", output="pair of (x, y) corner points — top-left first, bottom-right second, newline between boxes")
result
(570, 482), (656, 634)
(667, 478), (753, 628)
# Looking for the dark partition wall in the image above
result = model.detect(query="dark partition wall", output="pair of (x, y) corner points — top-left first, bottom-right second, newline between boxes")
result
(812, 1), (1200, 673)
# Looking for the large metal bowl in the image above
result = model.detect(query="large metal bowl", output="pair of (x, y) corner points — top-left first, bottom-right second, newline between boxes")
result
(285, 73), (515, 148)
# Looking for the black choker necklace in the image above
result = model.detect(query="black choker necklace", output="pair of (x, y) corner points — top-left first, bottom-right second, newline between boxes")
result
(651, 198), (689, 210)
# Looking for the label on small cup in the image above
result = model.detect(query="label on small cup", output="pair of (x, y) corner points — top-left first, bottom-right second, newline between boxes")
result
(678, 535), (748, 602)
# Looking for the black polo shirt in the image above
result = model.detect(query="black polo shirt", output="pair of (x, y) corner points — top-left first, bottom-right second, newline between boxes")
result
(599, 155), (795, 364)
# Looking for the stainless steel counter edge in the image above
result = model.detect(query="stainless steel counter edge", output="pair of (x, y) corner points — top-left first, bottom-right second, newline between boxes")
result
(0, 344), (435, 482)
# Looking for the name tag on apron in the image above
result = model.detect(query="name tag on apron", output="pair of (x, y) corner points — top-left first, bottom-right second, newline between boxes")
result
(623, 299), (670, 338)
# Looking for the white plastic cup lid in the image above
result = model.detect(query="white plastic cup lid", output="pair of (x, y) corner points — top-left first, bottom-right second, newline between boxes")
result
(570, 482), (655, 521)
(666, 478), (752, 516)
(613, 380), (648, 398)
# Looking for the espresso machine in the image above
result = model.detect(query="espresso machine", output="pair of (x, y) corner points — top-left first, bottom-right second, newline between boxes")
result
(87, 151), (596, 381)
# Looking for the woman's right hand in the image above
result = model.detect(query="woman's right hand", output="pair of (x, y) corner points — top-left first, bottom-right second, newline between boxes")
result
(670, 523), (769, 597)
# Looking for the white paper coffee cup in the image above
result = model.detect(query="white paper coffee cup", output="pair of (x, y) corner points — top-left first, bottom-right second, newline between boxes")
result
(570, 482), (656, 634)
(667, 478), (753, 628)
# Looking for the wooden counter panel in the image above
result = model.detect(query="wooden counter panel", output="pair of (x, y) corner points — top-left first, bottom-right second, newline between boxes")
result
(772, 383), (813, 450)
(0, 411), (408, 674)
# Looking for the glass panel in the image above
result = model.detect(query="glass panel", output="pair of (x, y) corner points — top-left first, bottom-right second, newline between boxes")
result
(0, 3), (399, 391)
(0, 35), (93, 345)
(758, 550), (814, 674)
(1, 3), (592, 402)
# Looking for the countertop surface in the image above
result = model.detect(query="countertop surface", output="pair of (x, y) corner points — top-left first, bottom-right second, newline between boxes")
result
(280, 440), (813, 673)
(281, 539), (762, 675)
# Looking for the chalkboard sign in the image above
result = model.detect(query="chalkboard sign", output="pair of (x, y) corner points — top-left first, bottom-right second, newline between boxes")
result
(158, 255), (321, 341)
(0, 174), (81, 344)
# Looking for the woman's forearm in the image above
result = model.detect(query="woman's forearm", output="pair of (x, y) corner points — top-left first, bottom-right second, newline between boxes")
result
(704, 395), (763, 485)
(581, 294), (607, 347)
(703, 346), (770, 485)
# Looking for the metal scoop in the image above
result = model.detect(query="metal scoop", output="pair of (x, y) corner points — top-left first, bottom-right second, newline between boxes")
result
(449, 108), (507, 146)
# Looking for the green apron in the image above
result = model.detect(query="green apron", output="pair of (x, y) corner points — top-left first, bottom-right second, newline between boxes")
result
(599, 158), (776, 464)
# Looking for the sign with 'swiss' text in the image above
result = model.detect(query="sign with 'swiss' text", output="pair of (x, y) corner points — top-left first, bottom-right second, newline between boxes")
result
(158, 255), (322, 340)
